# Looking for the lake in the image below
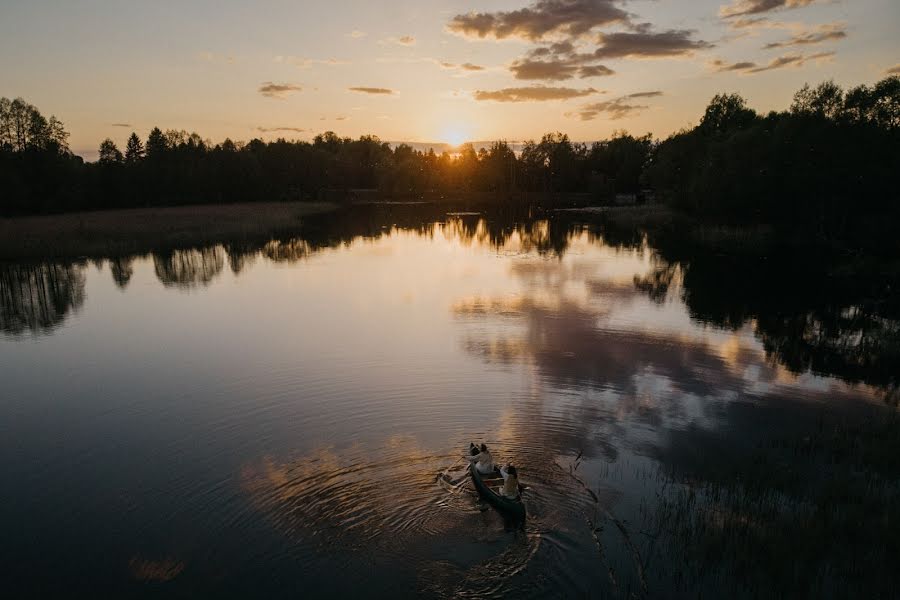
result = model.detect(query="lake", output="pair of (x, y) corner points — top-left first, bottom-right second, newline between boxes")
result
(1, 203), (896, 598)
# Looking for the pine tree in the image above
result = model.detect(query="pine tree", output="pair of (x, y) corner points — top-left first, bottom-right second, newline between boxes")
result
(124, 132), (144, 163)
(145, 126), (167, 159)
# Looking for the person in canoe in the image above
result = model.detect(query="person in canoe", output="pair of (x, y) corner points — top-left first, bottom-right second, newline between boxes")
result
(467, 442), (494, 474)
(498, 464), (520, 498)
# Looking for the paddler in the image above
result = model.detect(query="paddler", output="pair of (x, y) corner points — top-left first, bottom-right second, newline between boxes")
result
(467, 442), (494, 474)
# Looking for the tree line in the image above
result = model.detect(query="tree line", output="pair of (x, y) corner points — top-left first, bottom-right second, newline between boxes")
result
(646, 76), (899, 250)
(2, 76), (898, 243)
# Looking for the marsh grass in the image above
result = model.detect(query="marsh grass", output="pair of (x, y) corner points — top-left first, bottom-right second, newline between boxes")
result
(640, 413), (900, 598)
(0, 201), (336, 260)
(570, 412), (900, 598)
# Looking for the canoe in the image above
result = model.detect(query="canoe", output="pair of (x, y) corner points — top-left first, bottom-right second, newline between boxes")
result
(470, 462), (526, 521)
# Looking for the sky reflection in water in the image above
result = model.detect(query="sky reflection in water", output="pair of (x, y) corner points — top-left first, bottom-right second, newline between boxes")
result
(0, 210), (887, 598)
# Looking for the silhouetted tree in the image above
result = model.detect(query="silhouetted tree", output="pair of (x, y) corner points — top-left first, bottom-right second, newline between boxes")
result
(145, 127), (167, 159)
(699, 93), (758, 135)
(791, 80), (844, 119)
(98, 138), (123, 164)
(124, 132), (144, 163)
(1, 77), (897, 232)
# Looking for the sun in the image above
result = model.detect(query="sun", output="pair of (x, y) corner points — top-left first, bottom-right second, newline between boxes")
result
(442, 124), (470, 147)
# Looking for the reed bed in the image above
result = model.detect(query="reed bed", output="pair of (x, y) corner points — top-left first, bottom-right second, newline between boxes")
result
(0, 201), (336, 260)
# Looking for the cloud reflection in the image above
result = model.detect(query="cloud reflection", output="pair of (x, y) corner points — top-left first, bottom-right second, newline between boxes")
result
(452, 230), (881, 432)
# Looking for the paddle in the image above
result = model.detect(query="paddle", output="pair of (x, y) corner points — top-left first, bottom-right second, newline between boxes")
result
(437, 446), (474, 489)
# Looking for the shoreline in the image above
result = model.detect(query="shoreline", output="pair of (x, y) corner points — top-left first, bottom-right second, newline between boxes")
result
(0, 201), (337, 261)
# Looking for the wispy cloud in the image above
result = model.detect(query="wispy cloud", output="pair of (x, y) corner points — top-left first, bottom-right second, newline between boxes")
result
(887, 64), (900, 76)
(447, 0), (630, 41)
(710, 59), (759, 72)
(727, 16), (771, 29)
(720, 0), (821, 19)
(473, 85), (599, 102)
(439, 61), (486, 72)
(349, 87), (396, 95)
(567, 91), (662, 121)
(274, 56), (349, 68)
(111, 123), (131, 128)
(256, 126), (306, 133)
(347, 30), (367, 39)
(383, 35), (416, 46)
(711, 51), (834, 74)
(258, 82), (303, 99)
(762, 23), (847, 49)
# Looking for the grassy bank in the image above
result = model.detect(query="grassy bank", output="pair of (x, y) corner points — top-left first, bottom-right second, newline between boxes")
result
(0, 201), (337, 260)
(641, 412), (900, 598)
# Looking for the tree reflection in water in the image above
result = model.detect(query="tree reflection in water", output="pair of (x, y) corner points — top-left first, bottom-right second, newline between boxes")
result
(108, 256), (135, 289)
(0, 261), (86, 335)
(152, 247), (225, 289)
(2, 204), (896, 401)
(224, 243), (258, 275)
(630, 230), (900, 403)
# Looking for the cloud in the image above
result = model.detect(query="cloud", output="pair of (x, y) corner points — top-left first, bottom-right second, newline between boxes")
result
(720, 0), (821, 18)
(762, 23), (846, 49)
(711, 51), (834, 74)
(506, 25), (706, 81)
(627, 91), (664, 98)
(710, 59), (758, 72)
(383, 35), (416, 46)
(447, 0), (630, 42)
(568, 91), (662, 120)
(349, 87), (396, 95)
(728, 16), (771, 29)
(347, 30), (367, 39)
(592, 26), (713, 59)
(258, 82), (302, 99)
(578, 64), (616, 78)
(473, 85), (599, 102)
(510, 57), (614, 80)
(111, 123), (131, 128)
(256, 126), (306, 133)
(440, 61), (486, 72)
(275, 56), (349, 68)
(887, 64), (900, 76)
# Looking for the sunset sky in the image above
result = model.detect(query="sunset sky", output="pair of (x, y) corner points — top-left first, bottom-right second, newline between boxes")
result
(2, 0), (897, 157)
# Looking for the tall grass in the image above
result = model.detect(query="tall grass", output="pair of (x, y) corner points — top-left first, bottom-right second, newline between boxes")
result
(0, 201), (336, 260)
(571, 412), (900, 598)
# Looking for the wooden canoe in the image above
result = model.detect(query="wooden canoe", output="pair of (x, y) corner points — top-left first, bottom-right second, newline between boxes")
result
(470, 462), (526, 521)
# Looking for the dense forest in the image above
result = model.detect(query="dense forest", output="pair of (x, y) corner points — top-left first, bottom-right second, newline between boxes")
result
(2, 76), (898, 247)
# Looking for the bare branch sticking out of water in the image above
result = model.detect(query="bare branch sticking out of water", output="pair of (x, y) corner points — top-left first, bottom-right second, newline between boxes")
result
(554, 458), (649, 597)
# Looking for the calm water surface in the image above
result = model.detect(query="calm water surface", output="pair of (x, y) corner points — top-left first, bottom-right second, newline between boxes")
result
(0, 206), (892, 598)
